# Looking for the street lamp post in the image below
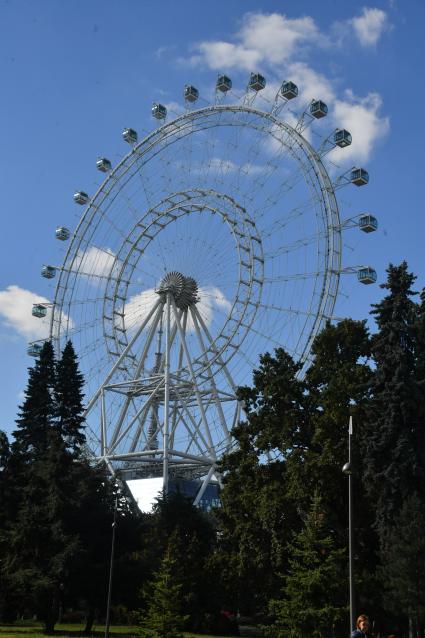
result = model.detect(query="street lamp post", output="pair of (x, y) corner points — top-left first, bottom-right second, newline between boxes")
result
(105, 496), (118, 638)
(342, 415), (354, 636)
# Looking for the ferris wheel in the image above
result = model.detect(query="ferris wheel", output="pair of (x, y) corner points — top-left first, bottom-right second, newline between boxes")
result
(31, 73), (377, 503)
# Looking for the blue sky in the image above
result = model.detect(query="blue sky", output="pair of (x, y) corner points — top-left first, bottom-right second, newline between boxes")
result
(0, 0), (424, 439)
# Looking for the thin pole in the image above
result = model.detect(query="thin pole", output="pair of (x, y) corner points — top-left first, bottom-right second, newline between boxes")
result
(105, 497), (117, 638)
(348, 416), (354, 634)
(163, 293), (171, 494)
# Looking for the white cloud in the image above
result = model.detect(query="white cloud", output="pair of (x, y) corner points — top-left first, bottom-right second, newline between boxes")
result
(187, 12), (326, 71)
(0, 285), (51, 340)
(122, 285), (232, 334)
(351, 7), (390, 47)
(286, 62), (335, 104)
(163, 101), (185, 117)
(191, 157), (266, 176)
(71, 246), (117, 279)
(0, 285), (74, 342)
(329, 90), (389, 164)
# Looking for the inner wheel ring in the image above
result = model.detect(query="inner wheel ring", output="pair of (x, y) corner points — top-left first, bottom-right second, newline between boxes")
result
(103, 189), (264, 376)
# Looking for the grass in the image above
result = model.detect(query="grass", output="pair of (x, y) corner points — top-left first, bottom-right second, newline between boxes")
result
(0, 623), (237, 638)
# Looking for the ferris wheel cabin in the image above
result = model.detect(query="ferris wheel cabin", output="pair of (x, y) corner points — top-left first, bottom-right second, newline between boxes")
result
(184, 85), (199, 102)
(359, 215), (378, 233)
(351, 168), (369, 186)
(216, 75), (232, 92)
(357, 267), (377, 285)
(152, 103), (167, 119)
(334, 129), (352, 148)
(96, 157), (112, 172)
(73, 191), (89, 205)
(32, 304), (48, 318)
(27, 343), (43, 357)
(122, 128), (138, 144)
(41, 265), (56, 279)
(280, 81), (298, 100)
(55, 226), (70, 241)
(249, 73), (266, 91)
(310, 100), (328, 119)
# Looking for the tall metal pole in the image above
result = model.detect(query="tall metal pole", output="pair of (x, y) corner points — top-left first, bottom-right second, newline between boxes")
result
(163, 292), (171, 494)
(348, 416), (354, 634)
(105, 496), (117, 638)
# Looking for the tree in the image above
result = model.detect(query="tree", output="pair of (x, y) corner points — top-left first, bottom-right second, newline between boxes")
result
(1, 341), (118, 633)
(55, 340), (86, 453)
(138, 531), (188, 638)
(302, 320), (372, 539)
(0, 430), (14, 621)
(215, 327), (373, 619)
(380, 493), (425, 637)
(216, 349), (308, 616)
(12, 341), (56, 458)
(363, 263), (424, 541)
(141, 491), (218, 632)
(265, 492), (347, 638)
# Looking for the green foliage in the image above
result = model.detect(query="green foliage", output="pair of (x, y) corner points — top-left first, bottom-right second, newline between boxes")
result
(140, 492), (219, 633)
(138, 532), (189, 638)
(0, 341), (118, 633)
(364, 262), (423, 536)
(216, 323), (372, 618)
(380, 493), (425, 628)
(265, 492), (347, 638)
(54, 341), (86, 453)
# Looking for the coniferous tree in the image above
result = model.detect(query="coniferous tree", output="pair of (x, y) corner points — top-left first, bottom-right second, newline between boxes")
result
(141, 492), (218, 631)
(2, 341), (118, 633)
(266, 492), (347, 638)
(3, 342), (79, 631)
(216, 348), (309, 616)
(380, 493), (425, 637)
(55, 340), (86, 453)
(302, 320), (372, 537)
(363, 263), (423, 541)
(138, 531), (188, 638)
(13, 341), (56, 458)
(0, 430), (13, 620)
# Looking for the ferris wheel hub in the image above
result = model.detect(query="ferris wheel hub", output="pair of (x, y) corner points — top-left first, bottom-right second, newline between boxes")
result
(157, 271), (199, 309)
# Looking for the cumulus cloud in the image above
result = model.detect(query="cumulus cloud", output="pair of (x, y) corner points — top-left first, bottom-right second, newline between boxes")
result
(329, 90), (390, 164)
(0, 285), (51, 341)
(122, 285), (232, 334)
(187, 12), (327, 71)
(70, 246), (117, 279)
(286, 62), (335, 104)
(351, 7), (390, 47)
(0, 285), (74, 342)
(190, 157), (266, 176)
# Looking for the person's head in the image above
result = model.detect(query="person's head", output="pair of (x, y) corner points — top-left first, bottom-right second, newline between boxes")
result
(356, 615), (370, 632)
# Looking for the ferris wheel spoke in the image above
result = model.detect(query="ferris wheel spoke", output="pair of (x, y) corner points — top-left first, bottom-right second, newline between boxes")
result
(265, 270), (326, 283)
(189, 307), (231, 440)
(47, 95), (369, 484)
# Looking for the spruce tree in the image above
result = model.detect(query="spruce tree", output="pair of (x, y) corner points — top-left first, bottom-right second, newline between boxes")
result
(138, 531), (189, 638)
(380, 493), (425, 636)
(4, 342), (80, 631)
(363, 262), (422, 541)
(13, 341), (56, 458)
(55, 340), (86, 453)
(266, 492), (347, 638)
(142, 492), (218, 631)
(3, 340), (117, 633)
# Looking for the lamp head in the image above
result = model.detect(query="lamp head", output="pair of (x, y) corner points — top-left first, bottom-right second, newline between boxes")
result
(342, 461), (353, 475)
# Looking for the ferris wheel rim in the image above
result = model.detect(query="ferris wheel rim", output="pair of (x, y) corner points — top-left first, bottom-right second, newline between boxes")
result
(50, 102), (341, 373)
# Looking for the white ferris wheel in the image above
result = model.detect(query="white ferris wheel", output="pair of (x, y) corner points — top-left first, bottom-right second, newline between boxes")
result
(31, 73), (377, 504)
